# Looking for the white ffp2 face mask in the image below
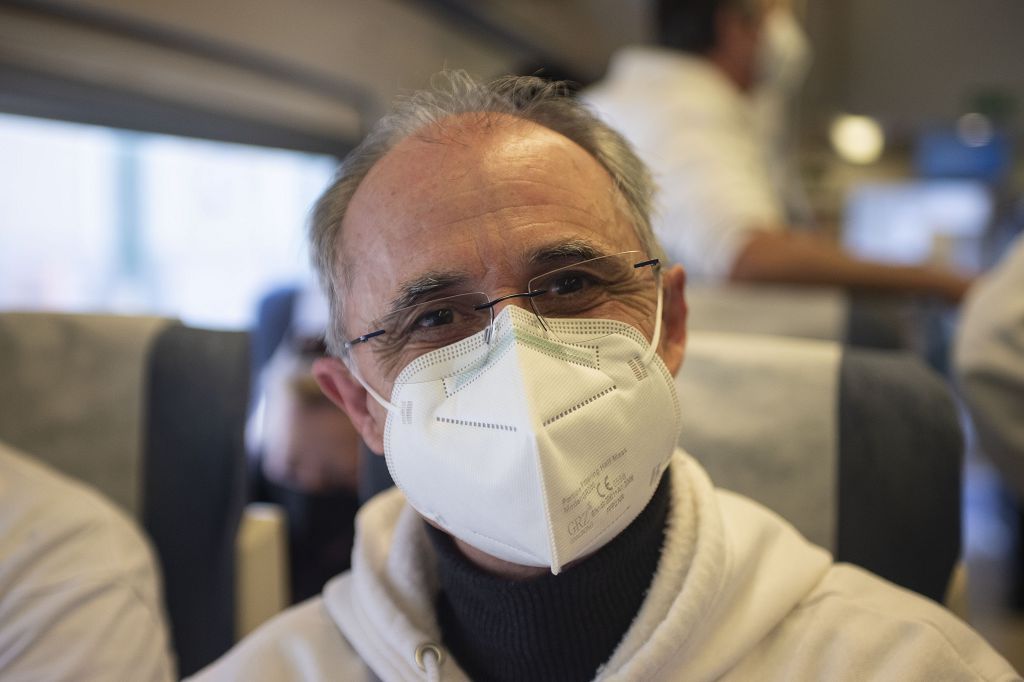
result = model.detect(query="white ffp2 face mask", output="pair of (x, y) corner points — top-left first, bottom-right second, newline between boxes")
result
(381, 305), (682, 574)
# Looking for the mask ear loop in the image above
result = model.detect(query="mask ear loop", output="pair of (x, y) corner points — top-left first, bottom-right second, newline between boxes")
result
(640, 270), (665, 366)
(341, 349), (400, 414)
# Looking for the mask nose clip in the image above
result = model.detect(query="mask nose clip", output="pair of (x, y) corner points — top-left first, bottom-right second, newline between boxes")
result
(474, 288), (549, 345)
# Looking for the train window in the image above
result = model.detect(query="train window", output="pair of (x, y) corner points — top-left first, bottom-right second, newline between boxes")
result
(0, 112), (336, 329)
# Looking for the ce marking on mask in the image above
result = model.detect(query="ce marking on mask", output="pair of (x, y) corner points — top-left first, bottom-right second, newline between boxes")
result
(563, 448), (635, 542)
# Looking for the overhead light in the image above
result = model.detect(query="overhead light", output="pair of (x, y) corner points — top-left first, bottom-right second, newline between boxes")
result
(830, 114), (885, 164)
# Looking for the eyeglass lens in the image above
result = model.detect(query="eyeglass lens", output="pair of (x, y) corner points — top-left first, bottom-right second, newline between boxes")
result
(347, 252), (658, 379)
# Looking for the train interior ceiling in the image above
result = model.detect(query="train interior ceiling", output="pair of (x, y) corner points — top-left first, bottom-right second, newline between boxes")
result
(1, 0), (1023, 676)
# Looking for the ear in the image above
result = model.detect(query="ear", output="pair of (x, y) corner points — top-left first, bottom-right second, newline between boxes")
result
(658, 265), (688, 376)
(312, 357), (386, 454)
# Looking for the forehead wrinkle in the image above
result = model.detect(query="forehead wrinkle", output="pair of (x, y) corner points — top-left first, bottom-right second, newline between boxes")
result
(431, 202), (614, 235)
(405, 168), (603, 225)
(430, 178), (621, 230)
(359, 117), (620, 227)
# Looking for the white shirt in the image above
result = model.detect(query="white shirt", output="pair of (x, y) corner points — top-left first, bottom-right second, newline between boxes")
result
(584, 47), (786, 282)
(0, 442), (176, 681)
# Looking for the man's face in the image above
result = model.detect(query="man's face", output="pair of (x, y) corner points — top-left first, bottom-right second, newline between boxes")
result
(317, 113), (686, 452)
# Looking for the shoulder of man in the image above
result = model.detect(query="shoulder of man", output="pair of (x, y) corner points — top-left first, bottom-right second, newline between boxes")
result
(755, 563), (1019, 681)
(705, 485), (1017, 680)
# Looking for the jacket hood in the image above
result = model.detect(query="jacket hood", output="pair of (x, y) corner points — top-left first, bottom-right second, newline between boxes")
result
(323, 451), (832, 681)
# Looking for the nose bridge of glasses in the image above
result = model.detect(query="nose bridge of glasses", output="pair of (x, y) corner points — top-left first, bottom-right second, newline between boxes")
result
(475, 288), (548, 341)
(475, 288), (546, 314)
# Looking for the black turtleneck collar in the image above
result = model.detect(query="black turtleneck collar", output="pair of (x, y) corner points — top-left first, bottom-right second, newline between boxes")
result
(425, 470), (671, 682)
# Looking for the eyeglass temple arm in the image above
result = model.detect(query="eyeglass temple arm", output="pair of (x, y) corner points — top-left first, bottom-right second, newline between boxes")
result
(346, 328), (385, 348)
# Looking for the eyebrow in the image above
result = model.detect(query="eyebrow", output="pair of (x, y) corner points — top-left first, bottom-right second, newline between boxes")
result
(386, 271), (472, 315)
(380, 239), (614, 317)
(526, 239), (611, 267)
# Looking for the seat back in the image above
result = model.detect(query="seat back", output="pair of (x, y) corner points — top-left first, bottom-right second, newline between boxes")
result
(837, 346), (962, 602)
(0, 313), (249, 676)
(144, 324), (249, 675)
(677, 331), (962, 602)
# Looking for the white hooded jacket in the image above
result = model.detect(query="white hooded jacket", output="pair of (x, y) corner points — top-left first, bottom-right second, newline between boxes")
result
(192, 451), (1018, 681)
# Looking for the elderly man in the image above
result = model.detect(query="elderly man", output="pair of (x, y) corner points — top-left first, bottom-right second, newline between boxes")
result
(192, 73), (1016, 681)
(585, 0), (972, 302)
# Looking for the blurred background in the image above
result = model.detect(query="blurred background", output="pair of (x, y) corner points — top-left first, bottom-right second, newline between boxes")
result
(2, 0), (1021, 324)
(1, 0), (1022, 671)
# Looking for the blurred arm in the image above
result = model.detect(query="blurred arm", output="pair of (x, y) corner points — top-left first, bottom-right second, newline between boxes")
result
(730, 230), (973, 303)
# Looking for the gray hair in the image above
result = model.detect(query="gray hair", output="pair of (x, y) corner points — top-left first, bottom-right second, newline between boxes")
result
(310, 70), (662, 356)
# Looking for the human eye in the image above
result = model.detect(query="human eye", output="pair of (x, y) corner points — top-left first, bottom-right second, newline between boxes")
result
(541, 260), (627, 297)
(531, 267), (610, 318)
(392, 296), (484, 343)
(412, 306), (455, 328)
(549, 271), (594, 296)
(389, 306), (455, 341)
(531, 254), (648, 318)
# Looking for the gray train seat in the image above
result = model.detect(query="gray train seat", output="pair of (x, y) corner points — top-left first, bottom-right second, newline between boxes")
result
(677, 331), (962, 603)
(0, 312), (284, 677)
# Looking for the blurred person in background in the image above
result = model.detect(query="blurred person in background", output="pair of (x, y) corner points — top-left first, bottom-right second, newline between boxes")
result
(585, 0), (973, 302)
(0, 440), (175, 681)
(248, 287), (362, 602)
(955, 232), (1024, 611)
